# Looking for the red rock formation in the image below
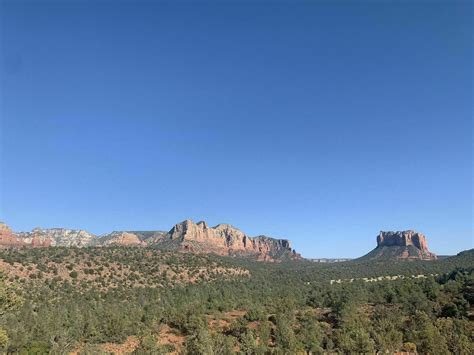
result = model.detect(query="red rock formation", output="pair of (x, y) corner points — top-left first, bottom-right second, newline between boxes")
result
(18, 228), (96, 247)
(377, 230), (430, 250)
(100, 232), (146, 247)
(165, 220), (300, 261)
(0, 222), (25, 248)
(370, 230), (437, 260)
(30, 235), (53, 248)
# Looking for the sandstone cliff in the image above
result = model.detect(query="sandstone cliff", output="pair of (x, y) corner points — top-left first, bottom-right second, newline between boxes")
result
(159, 220), (301, 261)
(362, 230), (437, 260)
(0, 222), (26, 248)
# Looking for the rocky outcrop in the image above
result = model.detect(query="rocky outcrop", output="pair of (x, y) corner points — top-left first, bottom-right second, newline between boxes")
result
(361, 230), (437, 261)
(0, 223), (10, 234)
(0, 222), (26, 248)
(377, 231), (430, 251)
(161, 220), (300, 261)
(16, 228), (97, 247)
(131, 231), (167, 244)
(98, 232), (147, 247)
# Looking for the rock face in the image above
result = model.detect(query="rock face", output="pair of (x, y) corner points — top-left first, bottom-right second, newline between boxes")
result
(98, 232), (147, 247)
(16, 228), (97, 247)
(377, 231), (430, 251)
(361, 230), (437, 260)
(160, 220), (300, 261)
(0, 222), (26, 248)
(131, 231), (167, 244)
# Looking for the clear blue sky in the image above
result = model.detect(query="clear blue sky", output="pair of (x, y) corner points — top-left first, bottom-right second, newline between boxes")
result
(0, 0), (472, 258)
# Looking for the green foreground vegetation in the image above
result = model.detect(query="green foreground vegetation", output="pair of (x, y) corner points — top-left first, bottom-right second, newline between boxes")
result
(0, 247), (473, 354)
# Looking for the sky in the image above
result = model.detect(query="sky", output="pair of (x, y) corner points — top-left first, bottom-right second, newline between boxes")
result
(0, 0), (472, 258)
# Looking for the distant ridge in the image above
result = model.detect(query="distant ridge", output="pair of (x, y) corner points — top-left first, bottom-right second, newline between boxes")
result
(0, 220), (300, 262)
(444, 248), (474, 263)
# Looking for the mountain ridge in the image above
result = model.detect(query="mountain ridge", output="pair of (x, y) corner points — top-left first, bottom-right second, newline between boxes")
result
(0, 222), (448, 262)
(0, 220), (300, 262)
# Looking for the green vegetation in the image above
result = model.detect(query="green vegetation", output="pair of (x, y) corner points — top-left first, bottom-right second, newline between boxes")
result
(0, 274), (23, 352)
(0, 247), (472, 353)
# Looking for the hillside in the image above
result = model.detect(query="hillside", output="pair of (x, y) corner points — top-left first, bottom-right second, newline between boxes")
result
(0, 246), (472, 354)
(0, 247), (249, 291)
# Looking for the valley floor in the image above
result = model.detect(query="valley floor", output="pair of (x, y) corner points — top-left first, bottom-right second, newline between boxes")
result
(0, 247), (473, 354)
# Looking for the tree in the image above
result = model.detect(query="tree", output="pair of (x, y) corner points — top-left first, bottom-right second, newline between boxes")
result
(0, 274), (23, 316)
(370, 306), (403, 352)
(133, 334), (162, 354)
(0, 273), (24, 351)
(184, 328), (214, 354)
(435, 318), (473, 355)
(335, 326), (375, 353)
(239, 330), (260, 355)
(296, 312), (325, 353)
(244, 307), (266, 322)
(273, 314), (300, 352)
(255, 321), (272, 350)
(334, 307), (375, 353)
(405, 311), (449, 354)
(0, 328), (8, 350)
(212, 332), (235, 355)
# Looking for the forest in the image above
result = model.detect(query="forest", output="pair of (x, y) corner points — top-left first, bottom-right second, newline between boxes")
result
(0, 247), (473, 354)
